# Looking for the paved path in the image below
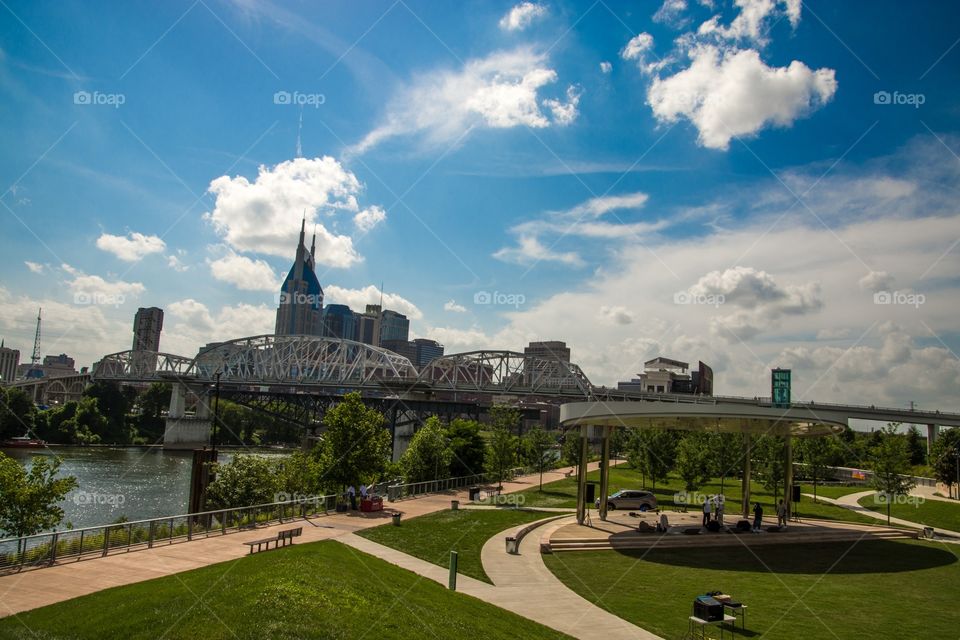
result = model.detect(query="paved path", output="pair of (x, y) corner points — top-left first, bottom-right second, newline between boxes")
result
(809, 491), (960, 539)
(0, 461), (613, 618)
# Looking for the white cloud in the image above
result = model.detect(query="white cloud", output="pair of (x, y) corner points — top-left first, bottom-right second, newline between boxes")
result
(353, 205), (386, 232)
(499, 2), (547, 31)
(653, 0), (689, 27)
(24, 261), (45, 274)
(424, 325), (495, 352)
(352, 48), (577, 153)
(542, 85), (582, 126)
(621, 33), (660, 74)
(208, 252), (279, 292)
(62, 264), (145, 304)
(599, 61), (612, 74)
(95, 231), (166, 262)
(324, 284), (423, 320)
(164, 299), (276, 356)
(206, 156), (375, 267)
(599, 305), (634, 325)
(647, 45), (837, 150)
(444, 300), (467, 313)
(697, 0), (800, 45)
(859, 270), (894, 293)
(167, 253), (189, 272)
(493, 235), (585, 267)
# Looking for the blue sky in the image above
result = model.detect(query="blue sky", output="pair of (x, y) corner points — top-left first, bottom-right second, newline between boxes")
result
(2, 0), (959, 409)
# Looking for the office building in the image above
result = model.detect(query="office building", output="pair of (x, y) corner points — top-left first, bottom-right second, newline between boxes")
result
(379, 309), (410, 344)
(322, 304), (357, 341)
(617, 357), (713, 395)
(0, 341), (19, 384)
(412, 338), (444, 368)
(275, 220), (324, 336)
(524, 341), (571, 362)
(380, 339), (416, 362)
(132, 307), (164, 351)
(16, 353), (78, 379)
(358, 305), (381, 346)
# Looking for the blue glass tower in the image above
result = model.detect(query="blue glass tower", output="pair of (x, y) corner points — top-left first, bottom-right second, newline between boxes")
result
(275, 220), (324, 336)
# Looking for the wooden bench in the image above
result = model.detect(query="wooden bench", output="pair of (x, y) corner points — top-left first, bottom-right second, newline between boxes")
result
(243, 526), (303, 554)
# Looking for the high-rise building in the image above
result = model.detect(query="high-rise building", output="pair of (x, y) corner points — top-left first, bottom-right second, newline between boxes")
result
(523, 341), (571, 362)
(379, 309), (409, 344)
(275, 220), (324, 336)
(322, 304), (357, 341)
(132, 307), (164, 351)
(412, 338), (444, 368)
(357, 304), (381, 346)
(380, 339), (416, 362)
(0, 340), (19, 384)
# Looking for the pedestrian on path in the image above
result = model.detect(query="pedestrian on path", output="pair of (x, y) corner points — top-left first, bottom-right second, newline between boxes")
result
(348, 485), (357, 510)
(702, 495), (711, 527)
(752, 502), (763, 532)
(777, 499), (787, 527)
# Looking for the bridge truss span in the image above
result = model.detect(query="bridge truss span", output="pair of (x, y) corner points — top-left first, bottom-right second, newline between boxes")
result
(418, 350), (594, 398)
(93, 350), (197, 381)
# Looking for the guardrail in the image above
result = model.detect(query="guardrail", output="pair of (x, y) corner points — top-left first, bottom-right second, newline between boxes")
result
(386, 467), (528, 501)
(0, 494), (337, 574)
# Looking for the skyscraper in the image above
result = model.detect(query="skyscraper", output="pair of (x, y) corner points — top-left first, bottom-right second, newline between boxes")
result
(0, 340), (19, 383)
(379, 309), (409, 344)
(322, 304), (357, 340)
(275, 220), (324, 336)
(132, 307), (164, 351)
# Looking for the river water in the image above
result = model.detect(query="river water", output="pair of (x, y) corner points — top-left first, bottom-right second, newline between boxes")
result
(1, 446), (292, 532)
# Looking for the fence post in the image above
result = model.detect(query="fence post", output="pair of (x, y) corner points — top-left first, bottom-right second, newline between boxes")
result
(187, 518), (193, 541)
(148, 521), (155, 548)
(102, 527), (110, 557)
(49, 533), (58, 565)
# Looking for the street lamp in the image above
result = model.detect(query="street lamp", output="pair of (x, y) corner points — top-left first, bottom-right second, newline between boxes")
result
(212, 370), (222, 454)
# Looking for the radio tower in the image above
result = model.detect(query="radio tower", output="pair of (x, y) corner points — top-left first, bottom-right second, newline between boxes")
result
(27, 307), (42, 378)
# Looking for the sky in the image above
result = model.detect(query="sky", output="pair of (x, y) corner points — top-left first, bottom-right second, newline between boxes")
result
(1, 0), (959, 411)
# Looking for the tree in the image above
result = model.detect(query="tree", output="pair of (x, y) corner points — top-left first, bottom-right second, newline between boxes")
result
(798, 436), (841, 501)
(489, 404), (522, 437)
(83, 381), (132, 443)
(561, 429), (583, 476)
(315, 393), (391, 494)
(0, 452), (78, 539)
(755, 436), (786, 504)
(931, 427), (960, 498)
(628, 429), (676, 490)
(487, 425), (516, 492)
(905, 425), (926, 466)
(524, 425), (556, 491)
(708, 432), (742, 492)
(445, 418), (486, 478)
(0, 388), (38, 440)
(399, 417), (453, 483)
(205, 454), (281, 510)
(675, 433), (711, 492)
(871, 424), (916, 524)
(136, 382), (172, 442)
(60, 397), (106, 445)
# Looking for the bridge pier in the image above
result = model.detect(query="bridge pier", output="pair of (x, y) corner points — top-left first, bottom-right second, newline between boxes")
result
(927, 424), (940, 457)
(163, 383), (211, 450)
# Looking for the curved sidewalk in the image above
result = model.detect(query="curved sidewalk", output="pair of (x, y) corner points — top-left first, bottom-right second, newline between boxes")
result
(809, 491), (960, 539)
(479, 516), (662, 640)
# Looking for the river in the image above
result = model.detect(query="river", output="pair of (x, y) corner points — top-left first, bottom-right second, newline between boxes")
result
(2, 446), (293, 532)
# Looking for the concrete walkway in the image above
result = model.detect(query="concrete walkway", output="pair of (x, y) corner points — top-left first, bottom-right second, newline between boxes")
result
(0, 461), (611, 618)
(809, 491), (960, 539)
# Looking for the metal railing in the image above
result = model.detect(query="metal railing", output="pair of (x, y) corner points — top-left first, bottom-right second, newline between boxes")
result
(386, 467), (528, 501)
(0, 493), (337, 573)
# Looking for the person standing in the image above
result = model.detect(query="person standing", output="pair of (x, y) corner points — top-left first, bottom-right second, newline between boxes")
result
(777, 499), (787, 527)
(347, 484), (357, 510)
(752, 502), (763, 532)
(702, 495), (711, 527)
(360, 484), (368, 500)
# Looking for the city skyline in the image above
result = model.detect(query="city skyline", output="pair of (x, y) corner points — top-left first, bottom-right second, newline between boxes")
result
(1, 1), (959, 408)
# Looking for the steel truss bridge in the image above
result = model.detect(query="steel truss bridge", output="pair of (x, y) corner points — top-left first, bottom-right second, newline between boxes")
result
(82, 334), (960, 451)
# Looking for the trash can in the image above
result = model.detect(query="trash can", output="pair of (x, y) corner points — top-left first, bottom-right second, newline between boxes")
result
(923, 526), (934, 539)
(451, 499), (459, 511)
(392, 513), (401, 526)
(505, 536), (518, 554)
(469, 486), (481, 501)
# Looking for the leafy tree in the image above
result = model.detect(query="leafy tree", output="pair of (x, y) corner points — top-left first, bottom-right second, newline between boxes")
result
(82, 381), (131, 443)
(445, 418), (486, 477)
(628, 429), (676, 490)
(905, 425), (926, 466)
(205, 454), (281, 510)
(561, 429), (583, 474)
(276, 451), (326, 497)
(60, 397), (106, 445)
(487, 425), (516, 492)
(0, 388), (38, 440)
(675, 433), (711, 492)
(871, 424), (916, 524)
(798, 435), (841, 501)
(524, 425), (556, 491)
(0, 452), (78, 539)
(136, 382), (171, 442)
(708, 432), (742, 492)
(931, 427), (960, 498)
(399, 417), (453, 483)
(315, 393), (391, 494)
(755, 435), (786, 503)
(489, 404), (522, 437)
(610, 426), (630, 462)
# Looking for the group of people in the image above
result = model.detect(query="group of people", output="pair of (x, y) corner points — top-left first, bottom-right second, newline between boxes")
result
(345, 484), (369, 510)
(701, 494), (726, 526)
(751, 499), (789, 531)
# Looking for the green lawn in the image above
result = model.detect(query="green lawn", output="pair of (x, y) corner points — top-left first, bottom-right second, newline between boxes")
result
(544, 539), (959, 640)
(357, 507), (553, 582)
(0, 540), (570, 640)
(798, 482), (870, 499)
(858, 493), (960, 531)
(505, 467), (880, 525)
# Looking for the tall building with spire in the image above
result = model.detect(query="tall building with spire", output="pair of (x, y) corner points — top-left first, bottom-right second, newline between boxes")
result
(275, 220), (324, 336)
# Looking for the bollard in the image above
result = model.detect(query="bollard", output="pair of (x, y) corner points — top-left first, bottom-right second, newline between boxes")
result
(392, 512), (401, 526)
(451, 499), (459, 511)
(448, 550), (458, 590)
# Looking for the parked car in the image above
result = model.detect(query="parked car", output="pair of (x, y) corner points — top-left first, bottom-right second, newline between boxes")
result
(595, 489), (657, 511)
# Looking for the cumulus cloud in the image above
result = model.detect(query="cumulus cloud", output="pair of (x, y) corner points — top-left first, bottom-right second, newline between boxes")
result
(324, 284), (423, 320)
(653, 0), (690, 27)
(208, 252), (279, 292)
(599, 61), (612, 74)
(499, 2), (547, 31)
(167, 252), (189, 272)
(95, 231), (166, 262)
(859, 270), (894, 293)
(647, 45), (837, 150)
(599, 305), (634, 325)
(353, 205), (386, 232)
(697, 0), (800, 45)
(24, 261), (45, 274)
(444, 300), (467, 313)
(206, 156), (376, 267)
(352, 48), (578, 153)
(164, 299), (276, 356)
(621, 33), (663, 74)
(424, 325), (495, 352)
(62, 264), (145, 304)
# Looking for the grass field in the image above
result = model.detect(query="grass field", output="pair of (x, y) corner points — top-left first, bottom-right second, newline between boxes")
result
(505, 466), (880, 525)
(544, 539), (959, 640)
(0, 540), (570, 640)
(357, 507), (553, 582)
(858, 493), (960, 531)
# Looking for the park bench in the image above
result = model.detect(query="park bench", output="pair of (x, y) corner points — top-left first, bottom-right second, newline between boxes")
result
(243, 526), (303, 554)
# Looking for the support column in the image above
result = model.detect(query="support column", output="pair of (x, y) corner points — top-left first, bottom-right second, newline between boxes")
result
(927, 424), (939, 458)
(169, 383), (186, 418)
(599, 426), (612, 521)
(741, 433), (751, 519)
(575, 425), (589, 525)
(784, 435), (793, 518)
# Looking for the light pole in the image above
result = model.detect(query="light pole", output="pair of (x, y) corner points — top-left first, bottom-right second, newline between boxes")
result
(212, 370), (222, 454)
